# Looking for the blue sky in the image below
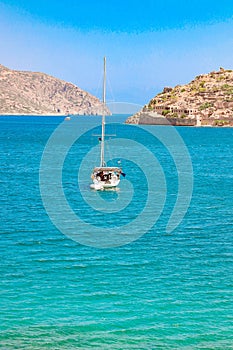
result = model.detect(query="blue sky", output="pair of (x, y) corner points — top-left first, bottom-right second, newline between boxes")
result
(1, 0), (233, 107)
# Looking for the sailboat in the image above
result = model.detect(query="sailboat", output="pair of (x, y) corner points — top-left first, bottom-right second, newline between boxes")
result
(90, 57), (123, 190)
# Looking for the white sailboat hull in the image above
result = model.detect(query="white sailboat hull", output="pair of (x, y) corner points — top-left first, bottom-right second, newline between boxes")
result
(90, 179), (120, 190)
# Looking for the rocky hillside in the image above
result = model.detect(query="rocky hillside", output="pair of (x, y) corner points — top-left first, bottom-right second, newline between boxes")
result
(126, 68), (233, 126)
(0, 64), (109, 115)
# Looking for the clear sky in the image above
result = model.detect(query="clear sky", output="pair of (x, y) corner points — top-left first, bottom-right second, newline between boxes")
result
(1, 0), (233, 107)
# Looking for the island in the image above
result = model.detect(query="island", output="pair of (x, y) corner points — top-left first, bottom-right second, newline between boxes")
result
(126, 68), (233, 126)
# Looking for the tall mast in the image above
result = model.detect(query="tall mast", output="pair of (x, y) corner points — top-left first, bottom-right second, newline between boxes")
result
(100, 57), (106, 167)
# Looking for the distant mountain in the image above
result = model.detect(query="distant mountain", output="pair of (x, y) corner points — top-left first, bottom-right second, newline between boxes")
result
(0, 64), (109, 115)
(126, 68), (233, 126)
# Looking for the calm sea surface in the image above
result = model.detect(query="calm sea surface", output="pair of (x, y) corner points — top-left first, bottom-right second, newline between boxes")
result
(1, 116), (233, 349)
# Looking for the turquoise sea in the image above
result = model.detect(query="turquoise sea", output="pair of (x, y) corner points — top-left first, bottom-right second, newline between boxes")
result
(1, 116), (233, 349)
